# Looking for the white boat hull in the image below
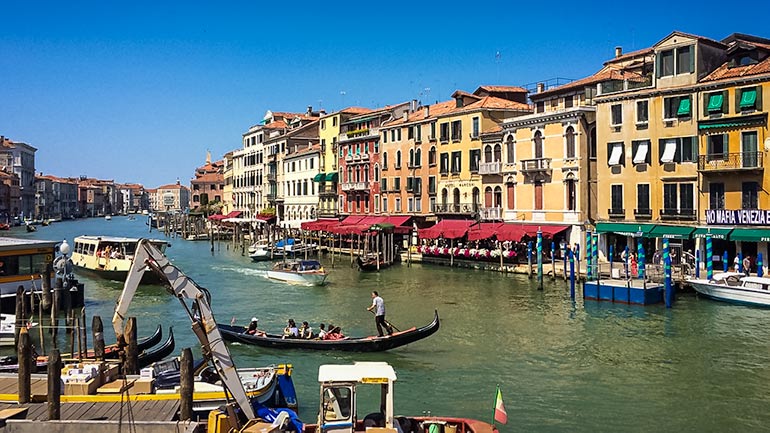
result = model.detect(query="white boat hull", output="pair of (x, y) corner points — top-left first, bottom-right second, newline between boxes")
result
(690, 279), (770, 307)
(249, 248), (272, 261)
(266, 270), (328, 286)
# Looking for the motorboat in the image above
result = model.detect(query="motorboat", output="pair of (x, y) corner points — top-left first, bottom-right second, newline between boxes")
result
(689, 272), (770, 307)
(271, 238), (317, 259)
(248, 239), (272, 261)
(0, 237), (58, 298)
(105, 215), (112, 221)
(71, 235), (170, 283)
(0, 314), (16, 346)
(266, 260), (328, 286)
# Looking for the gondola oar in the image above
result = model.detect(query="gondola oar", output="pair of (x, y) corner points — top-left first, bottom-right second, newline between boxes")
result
(368, 310), (400, 333)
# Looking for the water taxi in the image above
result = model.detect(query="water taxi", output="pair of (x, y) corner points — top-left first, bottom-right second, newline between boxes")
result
(71, 236), (170, 283)
(0, 237), (57, 298)
(689, 272), (770, 307)
(266, 259), (329, 286)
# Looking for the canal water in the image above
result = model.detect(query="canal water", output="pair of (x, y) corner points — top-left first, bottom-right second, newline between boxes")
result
(8, 217), (770, 432)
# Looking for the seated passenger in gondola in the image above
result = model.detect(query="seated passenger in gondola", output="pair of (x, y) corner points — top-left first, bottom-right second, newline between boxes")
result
(324, 324), (344, 340)
(244, 317), (265, 336)
(299, 321), (313, 339)
(282, 319), (299, 339)
(316, 324), (327, 340)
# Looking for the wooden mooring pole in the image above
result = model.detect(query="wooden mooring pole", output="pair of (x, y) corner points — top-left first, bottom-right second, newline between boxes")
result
(47, 349), (61, 420)
(17, 327), (31, 403)
(93, 315), (105, 361)
(180, 348), (194, 421)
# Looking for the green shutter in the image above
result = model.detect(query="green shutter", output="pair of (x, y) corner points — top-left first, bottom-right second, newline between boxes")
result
(313, 173), (325, 182)
(325, 172), (338, 182)
(740, 88), (757, 109)
(707, 93), (723, 112)
(677, 97), (691, 116)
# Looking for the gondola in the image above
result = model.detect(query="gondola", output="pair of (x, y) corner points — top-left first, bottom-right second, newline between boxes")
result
(61, 324), (164, 359)
(356, 255), (390, 272)
(218, 310), (439, 352)
(137, 327), (174, 368)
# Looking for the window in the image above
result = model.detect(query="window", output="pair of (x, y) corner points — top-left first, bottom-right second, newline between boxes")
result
(707, 134), (728, 161)
(659, 137), (696, 163)
(333, 117), (337, 127)
(637, 184), (650, 213)
(383, 131), (388, 143)
(395, 197), (402, 213)
(566, 179), (576, 211)
(676, 46), (693, 74)
(706, 92), (725, 113)
(382, 197), (388, 213)
(381, 178), (388, 192)
(632, 140), (650, 165)
(636, 100), (649, 123)
(395, 151), (402, 169)
(451, 151), (462, 174)
(506, 135), (515, 163)
(430, 122), (436, 140)
(534, 131), (543, 158)
(321, 119), (326, 130)
(742, 131), (759, 168)
(565, 126), (576, 159)
(611, 104), (622, 125)
(470, 149), (480, 172)
(607, 142), (624, 166)
(471, 117), (480, 138)
(394, 177), (401, 191)
(743, 182), (758, 209)
(494, 144), (501, 162)
(564, 96), (574, 108)
(451, 120), (462, 141)
(680, 184), (694, 213)
(429, 146), (437, 166)
(416, 197), (422, 212)
(663, 184), (678, 212)
(739, 87), (759, 111)
(374, 165), (380, 182)
(611, 185), (623, 213)
(374, 194), (380, 213)
(658, 45), (693, 77)
(416, 125), (422, 142)
(536, 101), (545, 113)
(677, 97), (691, 116)
(408, 197), (414, 212)
(659, 49), (675, 77)
(391, 130), (396, 142)
(664, 96), (691, 119)
(440, 123), (449, 142)
(408, 126), (414, 140)
(709, 183), (725, 210)
(415, 148), (422, 167)
(440, 153), (449, 174)
(428, 176), (436, 194)
(382, 152), (388, 170)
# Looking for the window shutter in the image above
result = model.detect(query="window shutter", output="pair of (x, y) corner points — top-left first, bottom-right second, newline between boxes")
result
(722, 90), (729, 114)
(756, 86), (763, 110)
(722, 134), (729, 159)
(689, 46), (695, 73)
(658, 139), (664, 162)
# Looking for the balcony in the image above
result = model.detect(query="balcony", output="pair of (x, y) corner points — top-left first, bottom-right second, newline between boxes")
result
(432, 202), (479, 215)
(345, 155), (353, 162)
(266, 193), (276, 202)
(520, 158), (552, 174)
(479, 161), (502, 175)
(317, 208), (338, 219)
(339, 127), (380, 144)
(266, 173), (276, 181)
(319, 187), (337, 198)
(634, 208), (652, 219)
(341, 181), (370, 191)
(479, 206), (502, 220)
(698, 152), (763, 172)
(608, 208), (626, 219)
(660, 208), (696, 221)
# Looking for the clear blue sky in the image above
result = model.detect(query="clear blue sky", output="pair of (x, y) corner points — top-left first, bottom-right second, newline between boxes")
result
(2, 1), (769, 188)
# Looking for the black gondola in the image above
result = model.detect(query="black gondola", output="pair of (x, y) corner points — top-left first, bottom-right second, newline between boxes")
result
(357, 254), (390, 272)
(137, 327), (174, 368)
(59, 323), (163, 359)
(218, 310), (439, 352)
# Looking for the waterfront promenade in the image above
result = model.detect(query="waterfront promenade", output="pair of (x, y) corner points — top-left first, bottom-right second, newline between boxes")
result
(6, 217), (770, 432)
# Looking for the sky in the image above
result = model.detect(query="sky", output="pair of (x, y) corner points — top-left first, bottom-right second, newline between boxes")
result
(3, 1), (770, 188)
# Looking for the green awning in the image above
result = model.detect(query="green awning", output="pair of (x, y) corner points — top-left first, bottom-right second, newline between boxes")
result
(649, 224), (694, 239)
(325, 172), (338, 182)
(313, 173), (325, 182)
(595, 222), (656, 237)
(728, 227), (770, 242)
(707, 93), (723, 112)
(677, 97), (691, 116)
(692, 227), (733, 240)
(740, 89), (757, 109)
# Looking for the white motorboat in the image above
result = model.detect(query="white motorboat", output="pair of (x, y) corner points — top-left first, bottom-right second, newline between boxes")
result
(689, 272), (770, 307)
(0, 314), (15, 346)
(249, 240), (272, 261)
(266, 260), (329, 286)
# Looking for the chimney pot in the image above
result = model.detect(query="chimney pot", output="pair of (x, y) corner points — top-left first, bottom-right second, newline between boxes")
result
(424, 105), (430, 118)
(615, 46), (622, 58)
(536, 83), (545, 93)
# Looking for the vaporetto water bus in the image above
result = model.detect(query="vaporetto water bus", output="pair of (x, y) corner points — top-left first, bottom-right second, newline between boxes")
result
(71, 236), (170, 283)
(0, 237), (57, 298)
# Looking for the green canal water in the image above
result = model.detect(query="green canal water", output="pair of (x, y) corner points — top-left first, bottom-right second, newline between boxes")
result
(8, 217), (770, 432)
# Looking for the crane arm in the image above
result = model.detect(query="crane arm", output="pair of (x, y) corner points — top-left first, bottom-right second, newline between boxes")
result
(112, 239), (256, 421)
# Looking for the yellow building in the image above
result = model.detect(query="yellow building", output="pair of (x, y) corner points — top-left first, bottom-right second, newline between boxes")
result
(222, 151), (234, 215)
(315, 107), (371, 219)
(499, 79), (598, 247)
(432, 87), (531, 219)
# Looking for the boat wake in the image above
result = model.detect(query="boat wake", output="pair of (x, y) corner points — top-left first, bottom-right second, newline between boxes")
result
(213, 265), (267, 278)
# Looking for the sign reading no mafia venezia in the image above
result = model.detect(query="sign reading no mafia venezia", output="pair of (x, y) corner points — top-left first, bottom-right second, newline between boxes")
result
(706, 209), (770, 225)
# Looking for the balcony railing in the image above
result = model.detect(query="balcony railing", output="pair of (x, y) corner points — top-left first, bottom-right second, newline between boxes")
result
(480, 206), (502, 220)
(479, 161), (502, 175)
(660, 208), (696, 221)
(266, 193), (276, 202)
(341, 181), (370, 191)
(608, 208), (625, 218)
(266, 173), (276, 181)
(345, 155), (353, 162)
(432, 202), (480, 214)
(520, 158), (552, 173)
(339, 127), (380, 143)
(698, 152), (763, 172)
(319, 187), (337, 197)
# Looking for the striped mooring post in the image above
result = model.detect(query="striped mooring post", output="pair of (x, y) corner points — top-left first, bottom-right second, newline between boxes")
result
(637, 241), (645, 281)
(723, 251), (729, 273)
(663, 238), (672, 308)
(695, 249), (700, 279)
(569, 249), (576, 300)
(706, 235), (713, 280)
(758, 253), (764, 277)
(536, 230), (543, 290)
(592, 232), (599, 281)
(586, 231), (593, 280)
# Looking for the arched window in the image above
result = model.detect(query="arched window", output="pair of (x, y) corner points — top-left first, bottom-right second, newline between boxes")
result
(364, 166), (369, 183)
(566, 174), (577, 211)
(565, 126), (576, 159)
(506, 182), (515, 210)
(493, 144), (502, 162)
(534, 131), (543, 159)
(506, 135), (515, 164)
(409, 149), (415, 167)
(484, 187), (493, 207)
(493, 186), (502, 208)
(429, 146), (437, 166)
(415, 148), (422, 167)
(441, 188), (449, 205)
(396, 150), (402, 168)
(383, 152), (389, 169)
(484, 145), (493, 163)
(453, 188), (461, 209)
(374, 164), (380, 182)
(347, 166), (353, 183)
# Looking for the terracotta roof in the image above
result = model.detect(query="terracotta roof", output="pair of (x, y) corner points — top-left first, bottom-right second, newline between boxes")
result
(146, 188), (157, 193)
(474, 85), (528, 94)
(263, 120), (288, 129)
(535, 65), (647, 97)
(604, 47), (654, 65)
(339, 107), (372, 115)
(464, 95), (531, 111)
(701, 56), (770, 82)
(654, 30), (726, 49)
(383, 100), (456, 127)
(191, 173), (223, 183)
(157, 183), (188, 190)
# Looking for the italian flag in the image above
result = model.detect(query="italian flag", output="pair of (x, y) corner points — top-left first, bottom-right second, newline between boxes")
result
(494, 385), (507, 425)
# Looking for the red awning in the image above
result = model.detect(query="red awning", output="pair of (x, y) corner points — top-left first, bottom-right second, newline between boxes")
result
(224, 211), (242, 219)
(496, 224), (527, 242)
(301, 219), (337, 231)
(208, 214), (225, 221)
(418, 219), (474, 240)
(255, 214), (276, 223)
(467, 223), (503, 241)
(519, 224), (569, 238)
(495, 224), (569, 241)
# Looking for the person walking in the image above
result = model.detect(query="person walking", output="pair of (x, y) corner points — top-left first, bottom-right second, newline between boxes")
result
(367, 290), (393, 337)
(743, 255), (751, 277)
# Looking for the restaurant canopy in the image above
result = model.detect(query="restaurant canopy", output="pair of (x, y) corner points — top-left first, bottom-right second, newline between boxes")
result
(418, 219), (474, 240)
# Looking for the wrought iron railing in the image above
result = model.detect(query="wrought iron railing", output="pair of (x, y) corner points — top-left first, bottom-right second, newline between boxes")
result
(660, 208), (696, 220)
(432, 202), (480, 214)
(698, 152), (763, 171)
(521, 158), (552, 172)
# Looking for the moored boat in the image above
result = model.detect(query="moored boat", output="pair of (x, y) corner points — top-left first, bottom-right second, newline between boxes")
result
(0, 237), (57, 298)
(249, 239), (272, 261)
(218, 310), (440, 352)
(689, 272), (770, 307)
(70, 235), (170, 283)
(266, 259), (328, 286)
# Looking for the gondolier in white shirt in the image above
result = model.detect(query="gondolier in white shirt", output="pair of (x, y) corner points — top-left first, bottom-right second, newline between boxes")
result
(367, 291), (393, 337)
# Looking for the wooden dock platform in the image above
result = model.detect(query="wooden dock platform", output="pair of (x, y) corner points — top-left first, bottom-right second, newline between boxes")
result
(0, 399), (180, 422)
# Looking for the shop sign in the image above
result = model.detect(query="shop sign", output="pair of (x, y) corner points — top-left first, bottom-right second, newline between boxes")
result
(705, 209), (770, 225)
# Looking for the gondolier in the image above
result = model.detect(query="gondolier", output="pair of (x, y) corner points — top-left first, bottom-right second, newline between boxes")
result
(367, 291), (393, 337)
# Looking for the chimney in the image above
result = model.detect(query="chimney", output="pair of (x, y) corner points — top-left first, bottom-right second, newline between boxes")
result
(411, 99), (417, 112)
(307, 105), (313, 115)
(536, 83), (545, 93)
(403, 111), (408, 121)
(424, 105), (430, 118)
(615, 46), (623, 58)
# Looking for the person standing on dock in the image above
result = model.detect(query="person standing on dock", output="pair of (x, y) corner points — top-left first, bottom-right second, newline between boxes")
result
(367, 291), (393, 337)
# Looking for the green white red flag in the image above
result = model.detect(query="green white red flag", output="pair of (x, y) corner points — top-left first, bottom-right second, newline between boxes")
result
(494, 385), (507, 425)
